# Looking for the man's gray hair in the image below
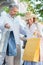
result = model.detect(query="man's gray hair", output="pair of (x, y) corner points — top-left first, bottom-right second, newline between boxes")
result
(9, 3), (19, 9)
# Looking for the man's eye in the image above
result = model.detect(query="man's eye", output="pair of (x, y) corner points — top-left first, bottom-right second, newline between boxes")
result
(14, 11), (16, 12)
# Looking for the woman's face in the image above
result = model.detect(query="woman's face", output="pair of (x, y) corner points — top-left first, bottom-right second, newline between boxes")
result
(26, 18), (33, 25)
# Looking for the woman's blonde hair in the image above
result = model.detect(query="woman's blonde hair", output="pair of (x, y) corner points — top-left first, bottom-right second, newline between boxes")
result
(23, 12), (37, 23)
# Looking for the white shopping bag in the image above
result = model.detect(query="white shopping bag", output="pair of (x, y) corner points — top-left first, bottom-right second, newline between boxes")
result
(0, 28), (10, 55)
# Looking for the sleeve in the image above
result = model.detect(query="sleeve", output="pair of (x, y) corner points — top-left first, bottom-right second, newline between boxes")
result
(36, 23), (43, 36)
(14, 16), (26, 35)
(38, 23), (43, 36)
(20, 25), (26, 35)
(33, 23), (43, 37)
(0, 17), (4, 30)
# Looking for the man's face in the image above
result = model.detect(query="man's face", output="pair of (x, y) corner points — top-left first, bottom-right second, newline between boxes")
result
(9, 7), (18, 16)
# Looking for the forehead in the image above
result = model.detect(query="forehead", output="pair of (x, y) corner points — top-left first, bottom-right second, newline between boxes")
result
(26, 18), (33, 21)
(10, 7), (18, 11)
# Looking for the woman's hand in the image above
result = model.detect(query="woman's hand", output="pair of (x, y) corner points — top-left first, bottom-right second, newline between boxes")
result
(33, 30), (42, 38)
(4, 23), (10, 29)
(37, 32), (42, 38)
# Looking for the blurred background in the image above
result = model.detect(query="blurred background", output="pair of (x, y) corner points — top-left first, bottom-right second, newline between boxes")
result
(0, 0), (43, 65)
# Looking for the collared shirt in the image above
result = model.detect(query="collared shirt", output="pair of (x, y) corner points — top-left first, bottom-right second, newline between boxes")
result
(22, 22), (43, 39)
(0, 11), (21, 44)
(25, 23), (37, 38)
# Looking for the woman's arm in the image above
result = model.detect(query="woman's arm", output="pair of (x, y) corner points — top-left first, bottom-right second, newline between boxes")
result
(37, 31), (42, 38)
(20, 36), (27, 41)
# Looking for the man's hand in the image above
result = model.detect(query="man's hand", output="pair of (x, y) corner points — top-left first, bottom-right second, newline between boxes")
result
(4, 23), (10, 29)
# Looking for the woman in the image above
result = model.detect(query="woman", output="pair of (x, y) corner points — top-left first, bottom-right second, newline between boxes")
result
(21, 12), (42, 65)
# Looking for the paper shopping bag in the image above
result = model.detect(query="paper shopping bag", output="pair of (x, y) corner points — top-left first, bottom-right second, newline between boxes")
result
(22, 38), (40, 62)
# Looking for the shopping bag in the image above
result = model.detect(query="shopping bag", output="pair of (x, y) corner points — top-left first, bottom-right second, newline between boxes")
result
(22, 38), (40, 62)
(7, 31), (17, 56)
(0, 28), (10, 56)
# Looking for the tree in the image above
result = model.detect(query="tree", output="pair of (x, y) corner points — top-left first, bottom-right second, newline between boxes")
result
(19, 0), (43, 22)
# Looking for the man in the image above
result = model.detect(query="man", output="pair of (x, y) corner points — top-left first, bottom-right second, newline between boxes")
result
(5, 4), (21, 65)
(0, 3), (21, 65)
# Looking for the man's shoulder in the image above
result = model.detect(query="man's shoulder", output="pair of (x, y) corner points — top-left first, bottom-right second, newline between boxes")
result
(14, 16), (20, 21)
(1, 11), (8, 16)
